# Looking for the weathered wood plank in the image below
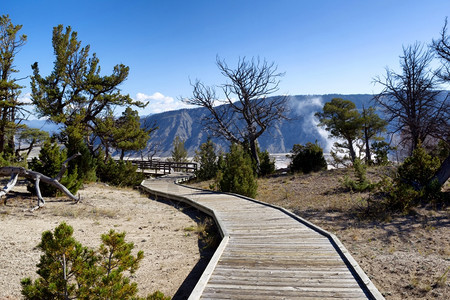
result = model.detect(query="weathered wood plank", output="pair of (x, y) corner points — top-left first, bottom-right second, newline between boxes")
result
(140, 175), (384, 300)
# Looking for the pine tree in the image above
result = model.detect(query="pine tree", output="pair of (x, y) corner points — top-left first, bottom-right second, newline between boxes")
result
(361, 106), (387, 164)
(21, 223), (160, 300)
(0, 15), (27, 155)
(258, 149), (275, 177)
(315, 98), (363, 162)
(194, 138), (218, 180)
(28, 140), (82, 196)
(218, 143), (257, 198)
(30, 24), (145, 157)
(21, 222), (97, 300)
(289, 142), (327, 174)
(111, 107), (152, 160)
(94, 230), (143, 299)
(170, 136), (188, 162)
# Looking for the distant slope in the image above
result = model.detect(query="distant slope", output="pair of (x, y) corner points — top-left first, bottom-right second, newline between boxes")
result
(21, 119), (62, 134)
(140, 94), (374, 156)
(22, 94), (375, 157)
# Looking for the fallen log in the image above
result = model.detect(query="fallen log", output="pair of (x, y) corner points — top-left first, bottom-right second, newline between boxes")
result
(0, 153), (81, 211)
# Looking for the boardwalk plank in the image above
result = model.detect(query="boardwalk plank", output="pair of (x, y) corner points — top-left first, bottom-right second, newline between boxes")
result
(140, 175), (384, 300)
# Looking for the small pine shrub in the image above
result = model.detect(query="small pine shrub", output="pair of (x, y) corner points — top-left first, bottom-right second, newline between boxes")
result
(374, 143), (444, 212)
(66, 137), (97, 183)
(258, 150), (275, 177)
(0, 152), (27, 168)
(217, 143), (258, 198)
(169, 136), (188, 163)
(342, 158), (375, 192)
(21, 222), (169, 300)
(28, 140), (82, 196)
(289, 142), (327, 174)
(371, 141), (394, 166)
(194, 138), (218, 181)
(21, 222), (97, 299)
(96, 157), (145, 187)
(398, 144), (441, 189)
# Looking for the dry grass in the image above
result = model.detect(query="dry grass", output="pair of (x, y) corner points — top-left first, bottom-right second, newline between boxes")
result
(188, 167), (450, 299)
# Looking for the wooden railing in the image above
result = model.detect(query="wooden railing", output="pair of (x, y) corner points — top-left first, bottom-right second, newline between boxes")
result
(130, 160), (197, 175)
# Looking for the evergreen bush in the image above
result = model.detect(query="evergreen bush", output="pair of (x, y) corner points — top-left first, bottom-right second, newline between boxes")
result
(66, 136), (97, 183)
(342, 158), (375, 192)
(397, 144), (440, 190)
(0, 152), (27, 168)
(375, 143), (444, 212)
(96, 157), (145, 187)
(371, 141), (393, 166)
(28, 140), (82, 196)
(169, 136), (188, 162)
(194, 138), (218, 181)
(21, 222), (169, 300)
(217, 143), (258, 198)
(289, 142), (327, 174)
(258, 150), (275, 176)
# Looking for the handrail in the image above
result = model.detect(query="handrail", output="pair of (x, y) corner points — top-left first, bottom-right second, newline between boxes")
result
(129, 160), (197, 174)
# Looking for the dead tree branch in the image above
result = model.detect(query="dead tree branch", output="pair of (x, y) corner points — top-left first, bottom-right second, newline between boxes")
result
(0, 159), (81, 211)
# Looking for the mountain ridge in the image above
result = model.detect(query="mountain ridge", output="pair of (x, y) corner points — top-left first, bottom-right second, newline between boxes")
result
(139, 94), (375, 156)
(22, 94), (376, 157)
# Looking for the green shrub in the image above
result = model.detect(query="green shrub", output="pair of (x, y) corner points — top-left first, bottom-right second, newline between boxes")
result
(397, 144), (440, 189)
(342, 158), (375, 192)
(289, 142), (327, 174)
(0, 152), (27, 168)
(374, 144), (444, 212)
(96, 157), (145, 187)
(21, 222), (169, 300)
(432, 140), (450, 163)
(371, 141), (394, 166)
(217, 143), (257, 198)
(194, 138), (218, 181)
(145, 291), (171, 300)
(258, 150), (275, 176)
(169, 136), (188, 163)
(66, 137), (97, 183)
(28, 140), (82, 196)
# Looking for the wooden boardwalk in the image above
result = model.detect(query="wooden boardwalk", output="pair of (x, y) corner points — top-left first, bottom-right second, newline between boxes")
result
(141, 174), (384, 300)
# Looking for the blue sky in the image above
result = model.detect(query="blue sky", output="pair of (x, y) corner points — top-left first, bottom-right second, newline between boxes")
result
(3, 0), (450, 116)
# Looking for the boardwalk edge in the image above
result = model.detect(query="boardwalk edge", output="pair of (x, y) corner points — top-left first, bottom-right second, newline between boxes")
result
(175, 180), (385, 300)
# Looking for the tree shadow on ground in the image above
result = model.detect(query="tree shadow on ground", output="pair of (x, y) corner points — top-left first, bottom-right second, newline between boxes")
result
(148, 195), (220, 300)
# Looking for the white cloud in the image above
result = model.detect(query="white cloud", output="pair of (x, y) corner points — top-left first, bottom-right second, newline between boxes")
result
(18, 92), (32, 104)
(135, 92), (191, 114)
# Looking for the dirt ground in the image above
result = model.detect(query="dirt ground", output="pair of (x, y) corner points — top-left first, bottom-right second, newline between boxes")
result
(0, 181), (210, 300)
(191, 168), (449, 300)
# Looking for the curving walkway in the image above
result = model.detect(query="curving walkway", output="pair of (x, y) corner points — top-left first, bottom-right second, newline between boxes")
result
(141, 174), (384, 300)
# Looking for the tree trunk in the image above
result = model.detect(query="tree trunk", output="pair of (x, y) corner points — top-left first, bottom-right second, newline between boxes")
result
(364, 127), (372, 164)
(430, 154), (450, 187)
(0, 107), (7, 153)
(348, 139), (356, 162)
(249, 138), (260, 173)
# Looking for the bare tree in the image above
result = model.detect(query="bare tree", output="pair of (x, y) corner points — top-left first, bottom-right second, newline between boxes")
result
(183, 56), (288, 171)
(432, 18), (450, 143)
(373, 43), (448, 155)
(430, 18), (450, 186)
